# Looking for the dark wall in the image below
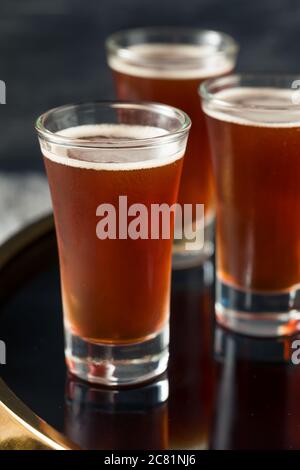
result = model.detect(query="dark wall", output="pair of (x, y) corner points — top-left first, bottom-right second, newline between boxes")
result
(0, 0), (299, 172)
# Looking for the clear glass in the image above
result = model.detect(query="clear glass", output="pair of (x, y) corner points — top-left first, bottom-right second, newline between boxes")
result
(36, 101), (190, 385)
(106, 27), (238, 268)
(201, 74), (300, 337)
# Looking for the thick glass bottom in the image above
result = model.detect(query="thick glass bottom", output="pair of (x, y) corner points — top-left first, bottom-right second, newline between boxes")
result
(64, 324), (169, 386)
(216, 278), (300, 337)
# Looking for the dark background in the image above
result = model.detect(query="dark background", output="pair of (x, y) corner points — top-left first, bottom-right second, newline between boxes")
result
(0, 0), (300, 173)
(1, 0), (300, 449)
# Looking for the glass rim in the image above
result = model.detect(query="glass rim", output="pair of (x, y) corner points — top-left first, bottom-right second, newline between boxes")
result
(200, 73), (300, 112)
(35, 100), (191, 149)
(106, 26), (239, 62)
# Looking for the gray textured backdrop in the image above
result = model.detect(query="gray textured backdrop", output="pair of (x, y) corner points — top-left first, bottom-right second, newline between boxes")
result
(0, 0), (299, 240)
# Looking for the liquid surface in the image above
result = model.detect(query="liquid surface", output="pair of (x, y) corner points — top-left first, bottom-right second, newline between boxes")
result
(42, 124), (183, 171)
(203, 87), (300, 126)
(109, 43), (233, 79)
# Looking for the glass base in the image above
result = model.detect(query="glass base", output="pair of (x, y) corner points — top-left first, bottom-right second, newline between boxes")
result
(172, 217), (214, 270)
(64, 325), (169, 386)
(216, 279), (300, 337)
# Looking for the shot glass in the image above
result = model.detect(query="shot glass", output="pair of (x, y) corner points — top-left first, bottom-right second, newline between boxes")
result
(106, 27), (238, 268)
(201, 75), (300, 337)
(36, 101), (190, 385)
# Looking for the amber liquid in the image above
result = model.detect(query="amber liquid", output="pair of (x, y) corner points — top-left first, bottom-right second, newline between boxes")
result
(44, 139), (183, 344)
(113, 71), (215, 219)
(206, 116), (300, 292)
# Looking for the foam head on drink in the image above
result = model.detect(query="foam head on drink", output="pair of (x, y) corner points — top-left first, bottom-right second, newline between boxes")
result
(108, 43), (236, 232)
(42, 123), (184, 343)
(203, 87), (300, 292)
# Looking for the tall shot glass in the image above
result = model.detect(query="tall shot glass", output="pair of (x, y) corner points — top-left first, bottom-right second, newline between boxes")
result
(106, 27), (238, 268)
(35, 102), (190, 385)
(201, 75), (300, 337)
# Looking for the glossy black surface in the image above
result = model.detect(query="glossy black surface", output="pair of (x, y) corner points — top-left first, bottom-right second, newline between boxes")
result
(1, 223), (300, 450)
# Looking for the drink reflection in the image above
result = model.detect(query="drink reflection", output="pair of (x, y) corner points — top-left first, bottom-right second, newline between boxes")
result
(64, 375), (169, 450)
(168, 260), (215, 449)
(64, 260), (216, 451)
(211, 327), (300, 449)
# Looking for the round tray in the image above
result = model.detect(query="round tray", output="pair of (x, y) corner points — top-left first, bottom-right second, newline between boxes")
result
(1, 215), (300, 450)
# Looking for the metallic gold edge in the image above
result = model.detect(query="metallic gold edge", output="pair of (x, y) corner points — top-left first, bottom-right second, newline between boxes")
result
(0, 215), (78, 450)
(0, 378), (78, 450)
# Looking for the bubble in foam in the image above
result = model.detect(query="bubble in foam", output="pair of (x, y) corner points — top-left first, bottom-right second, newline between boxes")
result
(108, 43), (234, 79)
(203, 87), (300, 127)
(42, 124), (184, 171)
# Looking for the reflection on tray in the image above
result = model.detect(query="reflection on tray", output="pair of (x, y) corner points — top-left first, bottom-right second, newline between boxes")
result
(65, 375), (169, 450)
(169, 259), (215, 450)
(3, 223), (300, 450)
(65, 259), (216, 451)
(212, 327), (300, 450)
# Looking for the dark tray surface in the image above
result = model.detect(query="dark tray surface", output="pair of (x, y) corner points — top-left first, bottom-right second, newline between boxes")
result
(1, 218), (300, 450)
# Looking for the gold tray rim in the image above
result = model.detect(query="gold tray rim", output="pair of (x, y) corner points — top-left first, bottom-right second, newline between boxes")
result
(0, 214), (78, 450)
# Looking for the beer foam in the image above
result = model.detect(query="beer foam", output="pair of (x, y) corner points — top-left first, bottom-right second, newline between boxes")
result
(203, 87), (300, 127)
(41, 124), (184, 170)
(57, 123), (167, 140)
(109, 44), (234, 79)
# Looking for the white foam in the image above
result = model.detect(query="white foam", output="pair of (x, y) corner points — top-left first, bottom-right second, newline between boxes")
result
(203, 87), (300, 127)
(41, 124), (184, 171)
(57, 123), (167, 139)
(109, 43), (234, 79)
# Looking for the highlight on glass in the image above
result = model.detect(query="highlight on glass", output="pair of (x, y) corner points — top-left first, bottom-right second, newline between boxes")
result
(201, 74), (300, 337)
(106, 27), (238, 268)
(35, 101), (191, 385)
